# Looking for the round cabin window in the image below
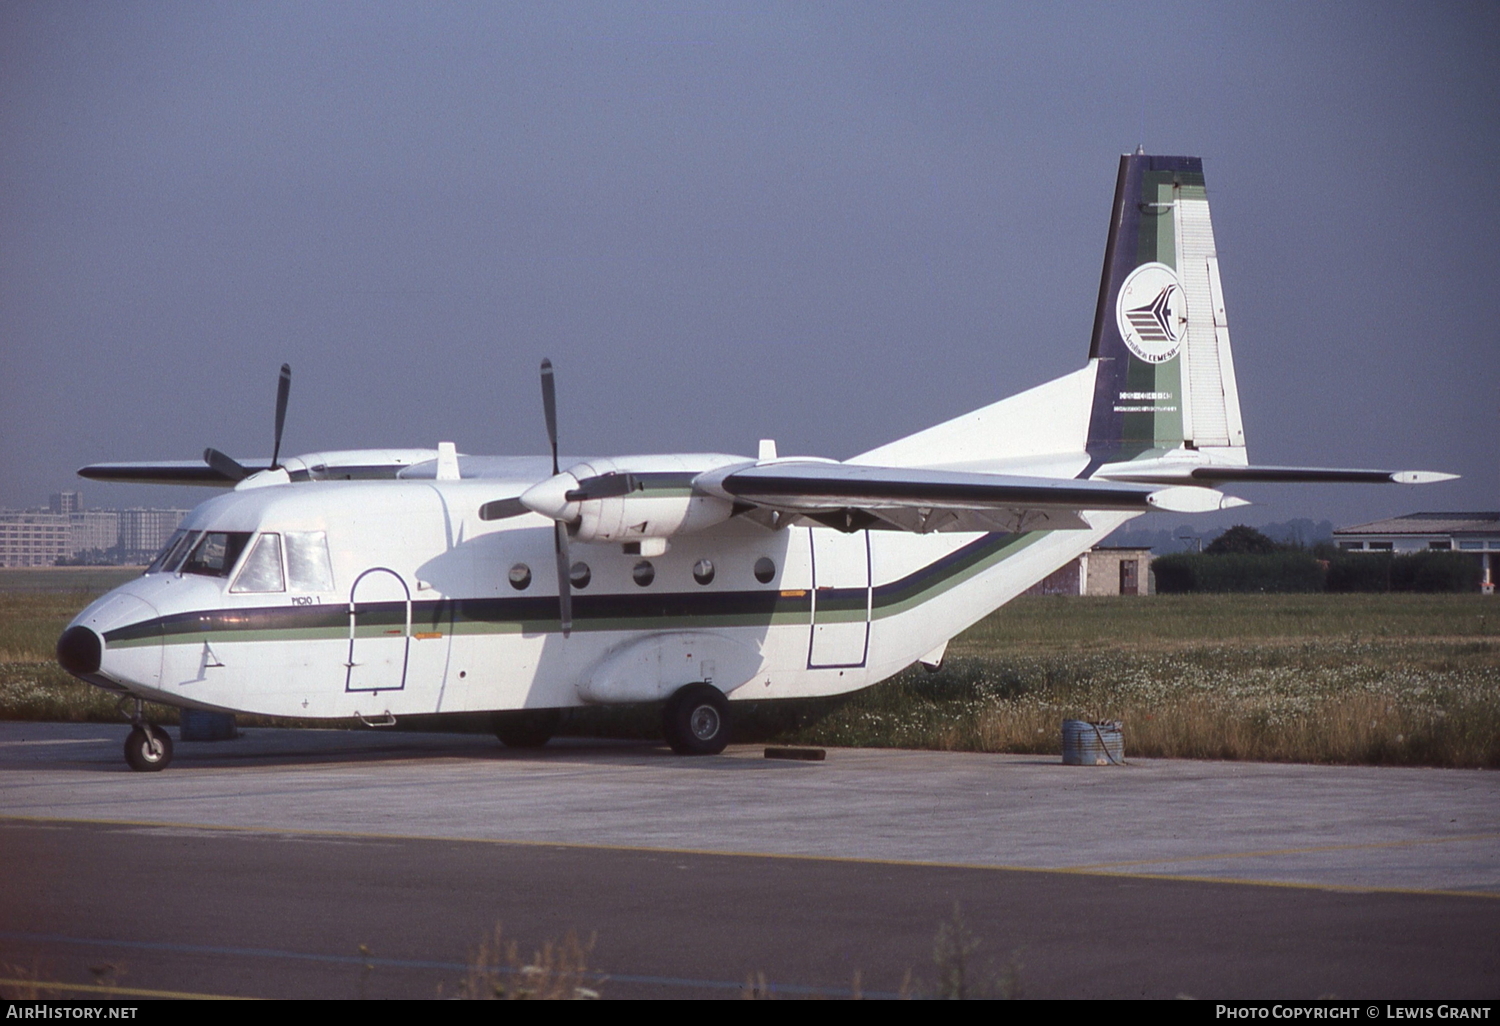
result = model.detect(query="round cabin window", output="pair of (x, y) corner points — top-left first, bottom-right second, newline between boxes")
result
(570, 562), (591, 589)
(632, 560), (655, 587)
(753, 557), (776, 584)
(508, 563), (532, 590)
(692, 558), (715, 585)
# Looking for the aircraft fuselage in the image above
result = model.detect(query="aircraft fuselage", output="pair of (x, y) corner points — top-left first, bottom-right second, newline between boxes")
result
(62, 477), (1132, 721)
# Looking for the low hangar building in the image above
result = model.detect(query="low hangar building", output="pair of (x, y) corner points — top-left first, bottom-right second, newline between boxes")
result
(1333, 511), (1498, 593)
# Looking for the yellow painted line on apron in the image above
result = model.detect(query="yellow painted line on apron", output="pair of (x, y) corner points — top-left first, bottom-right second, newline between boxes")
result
(0, 977), (255, 1000)
(1069, 832), (1500, 870)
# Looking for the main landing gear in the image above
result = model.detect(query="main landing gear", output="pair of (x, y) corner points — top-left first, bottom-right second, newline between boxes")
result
(661, 684), (731, 756)
(120, 699), (173, 772)
(491, 708), (562, 748)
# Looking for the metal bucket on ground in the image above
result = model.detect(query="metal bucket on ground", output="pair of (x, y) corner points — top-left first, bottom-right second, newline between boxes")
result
(1062, 719), (1123, 765)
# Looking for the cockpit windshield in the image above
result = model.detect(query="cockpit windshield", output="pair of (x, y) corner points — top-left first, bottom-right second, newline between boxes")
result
(146, 530), (200, 574)
(180, 532), (252, 578)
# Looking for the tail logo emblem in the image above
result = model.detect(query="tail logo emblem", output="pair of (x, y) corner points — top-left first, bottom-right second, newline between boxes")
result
(1116, 262), (1185, 364)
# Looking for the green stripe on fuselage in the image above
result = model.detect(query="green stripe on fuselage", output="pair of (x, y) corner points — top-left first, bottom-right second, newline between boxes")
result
(107, 530), (1048, 647)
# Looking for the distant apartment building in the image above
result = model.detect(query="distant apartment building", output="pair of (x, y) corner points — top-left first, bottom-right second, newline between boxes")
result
(0, 512), (73, 567)
(69, 510), (121, 556)
(50, 491), (81, 515)
(116, 508), (187, 563)
(0, 493), (187, 567)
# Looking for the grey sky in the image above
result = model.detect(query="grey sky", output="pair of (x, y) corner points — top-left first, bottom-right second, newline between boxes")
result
(2, 1), (1495, 531)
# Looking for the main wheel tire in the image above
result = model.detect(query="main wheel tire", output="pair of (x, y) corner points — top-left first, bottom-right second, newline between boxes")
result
(491, 709), (562, 748)
(661, 684), (730, 756)
(124, 725), (173, 772)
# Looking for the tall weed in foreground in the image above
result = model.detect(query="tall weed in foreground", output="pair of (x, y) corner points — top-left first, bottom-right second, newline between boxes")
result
(741, 906), (1013, 999)
(930, 904), (1021, 1000)
(454, 925), (600, 1000)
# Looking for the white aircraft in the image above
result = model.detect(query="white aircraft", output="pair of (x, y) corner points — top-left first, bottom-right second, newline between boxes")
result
(58, 152), (1454, 771)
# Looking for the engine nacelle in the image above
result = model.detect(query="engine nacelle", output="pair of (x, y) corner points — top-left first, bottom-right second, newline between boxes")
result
(521, 454), (749, 545)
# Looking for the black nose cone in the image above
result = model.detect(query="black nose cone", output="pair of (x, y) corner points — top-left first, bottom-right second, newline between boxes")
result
(57, 626), (102, 676)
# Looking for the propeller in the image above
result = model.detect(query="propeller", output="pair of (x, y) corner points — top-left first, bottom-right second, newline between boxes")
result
(203, 364), (292, 483)
(271, 363), (291, 470)
(540, 360), (573, 637)
(476, 359), (575, 634)
(203, 447), (251, 482)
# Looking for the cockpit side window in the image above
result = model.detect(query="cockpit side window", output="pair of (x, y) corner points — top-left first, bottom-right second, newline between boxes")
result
(181, 531), (252, 579)
(230, 533), (285, 593)
(285, 531), (335, 592)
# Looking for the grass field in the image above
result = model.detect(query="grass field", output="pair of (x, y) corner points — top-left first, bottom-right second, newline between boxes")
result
(779, 594), (1500, 767)
(2, 573), (1496, 767)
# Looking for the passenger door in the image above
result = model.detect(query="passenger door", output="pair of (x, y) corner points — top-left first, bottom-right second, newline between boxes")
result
(807, 529), (871, 668)
(346, 568), (410, 693)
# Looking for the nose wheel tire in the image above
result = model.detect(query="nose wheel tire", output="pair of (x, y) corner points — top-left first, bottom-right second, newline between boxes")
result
(661, 684), (730, 756)
(124, 725), (173, 772)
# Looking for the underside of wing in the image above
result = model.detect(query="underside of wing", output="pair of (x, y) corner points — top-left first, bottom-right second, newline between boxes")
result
(701, 462), (1237, 533)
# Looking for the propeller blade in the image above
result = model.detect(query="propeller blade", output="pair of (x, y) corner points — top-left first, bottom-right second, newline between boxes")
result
(478, 497), (529, 521)
(554, 521), (573, 638)
(270, 363), (291, 470)
(540, 358), (559, 476)
(203, 448), (251, 482)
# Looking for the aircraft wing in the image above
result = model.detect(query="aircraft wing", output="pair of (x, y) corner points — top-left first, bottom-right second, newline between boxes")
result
(78, 460), (263, 486)
(78, 449), (445, 486)
(697, 461), (1242, 533)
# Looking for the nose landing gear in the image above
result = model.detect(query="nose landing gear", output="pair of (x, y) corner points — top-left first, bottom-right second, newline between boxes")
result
(119, 698), (174, 772)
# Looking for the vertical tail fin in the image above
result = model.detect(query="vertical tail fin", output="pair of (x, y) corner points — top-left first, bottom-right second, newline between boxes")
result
(1086, 153), (1245, 463)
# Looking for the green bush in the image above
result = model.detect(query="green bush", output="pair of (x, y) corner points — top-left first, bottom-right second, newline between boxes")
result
(1325, 551), (1482, 593)
(1325, 553), (1392, 592)
(1393, 551), (1483, 593)
(1152, 551), (1325, 593)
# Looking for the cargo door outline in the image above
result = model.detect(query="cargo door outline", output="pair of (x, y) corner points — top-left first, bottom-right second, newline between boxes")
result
(807, 529), (871, 669)
(346, 567), (410, 693)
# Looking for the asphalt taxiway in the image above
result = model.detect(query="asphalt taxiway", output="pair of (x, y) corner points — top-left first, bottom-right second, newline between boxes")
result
(1, 722), (1495, 999)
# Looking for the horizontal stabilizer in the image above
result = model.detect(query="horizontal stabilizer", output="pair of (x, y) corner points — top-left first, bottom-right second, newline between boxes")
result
(1098, 462), (1459, 486)
(1189, 466), (1457, 485)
